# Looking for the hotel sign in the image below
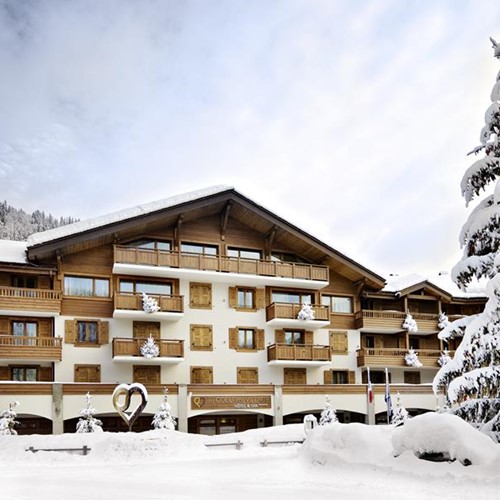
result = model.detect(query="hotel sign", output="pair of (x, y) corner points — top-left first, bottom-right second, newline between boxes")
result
(191, 395), (272, 410)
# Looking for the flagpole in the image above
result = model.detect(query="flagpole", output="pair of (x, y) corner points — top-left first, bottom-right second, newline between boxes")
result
(384, 367), (392, 424)
(366, 367), (375, 425)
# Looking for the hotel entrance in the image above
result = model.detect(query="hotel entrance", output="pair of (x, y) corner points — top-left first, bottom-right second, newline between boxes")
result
(188, 413), (273, 435)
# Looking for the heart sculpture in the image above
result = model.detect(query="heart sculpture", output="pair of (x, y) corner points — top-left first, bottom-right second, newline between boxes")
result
(112, 382), (149, 431)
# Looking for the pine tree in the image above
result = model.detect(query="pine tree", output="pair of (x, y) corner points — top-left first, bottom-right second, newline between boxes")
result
(404, 348), (422, 367)
(391, 393), (410, 425)
(0, 401), (20, 435)
(141, 292), (160, 313)
(402, 313), (418, 333)
(76, 392), (103, 433)
(141, 335), (160, 359)
(433, 38), (500, 440)
(152, 388), (176, 430)
(319, 396), (338, 425)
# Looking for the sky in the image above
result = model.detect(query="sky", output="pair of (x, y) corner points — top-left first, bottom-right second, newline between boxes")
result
(1, 0), (500, 279)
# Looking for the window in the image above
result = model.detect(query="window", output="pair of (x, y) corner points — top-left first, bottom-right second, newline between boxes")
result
(284, 368), (306, 385)
(330, 330), (348, 354)
(324, 370), (355, 384)
(12, 366), (38, 381)
(65, 319), (109, 346)
(11, 276), (37, 288)
(191, 366), (213, 384)
(409, 337), (420, 350)
(229, 327), (265, 351)
(74, 364), (101, 383)
(362, 370), (388, 384)
(321, 295), (353, 314)
(120, 280), (172, 296)
(228, 287), (264, 310)
(404, 371), (421, 384)
(189, 282), (212, 309)
(271, 291), (313, 304)
(126, 239), (171, 251)
(64, 276), (109, 297)
(190, 324), (213, 351)
(227, 247), (262, 260)
(181, 243), (218, 255)
(365, 335), (375, 349)
(237, 367), (258, 384)
(77, 321), (98, 343)
(284, 330), (305, 345)
(133, 365), (161, 384)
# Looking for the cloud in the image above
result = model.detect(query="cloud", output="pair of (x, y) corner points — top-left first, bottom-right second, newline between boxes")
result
(1, 0), (500, 277)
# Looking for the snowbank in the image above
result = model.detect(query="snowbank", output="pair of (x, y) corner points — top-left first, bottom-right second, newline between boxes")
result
(392, 412), (499, 465)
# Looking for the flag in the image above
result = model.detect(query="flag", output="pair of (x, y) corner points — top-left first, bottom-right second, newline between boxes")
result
(385, 367), (393, 424)
(367, 366), (373, 404)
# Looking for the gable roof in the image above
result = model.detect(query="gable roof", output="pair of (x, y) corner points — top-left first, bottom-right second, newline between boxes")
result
(24, 185), (385, 289)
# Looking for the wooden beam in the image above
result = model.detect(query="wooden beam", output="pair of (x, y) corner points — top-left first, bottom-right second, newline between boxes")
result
(220, 201), (232, 241)
(174, 215), (183, 250)
(265, 226), (277, 257)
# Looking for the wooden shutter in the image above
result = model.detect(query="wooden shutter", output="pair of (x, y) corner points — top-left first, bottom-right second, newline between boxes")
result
(38, 366), (53, 382)
(190, 283), (212, 309)
(190, 325), (213, 351)
(65, 320), (76, 344)
(38, 319), (52, 337)
(75, 365), (100, 383)
(305, 331), (313, 345)
(133, 321), (160, 340)
(255, 288), (265, 309)
(237, 367), (258, 384)
(191, 366), (213, 384)
(133, 365), (161, 384)
(98, 321), (109, 344)
(228, 287), (237, 308)
(330, 331), (348, 354)
(284, 368), (306, 385)
(348, 371), (356, 384)
(323, 370), (333, 384)
(375, 336), (383, 348)
(256, 329), (265, 350)
(0, 366), (9, 380)
(275, 329), (285, 344)
(0, 318), (10, 334)
(229, 328), (238, 349)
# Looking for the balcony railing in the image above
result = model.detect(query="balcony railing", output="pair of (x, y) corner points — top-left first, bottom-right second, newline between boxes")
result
(112, 337), (184, 359)
(355, 310), (440, 332)
(267, 343), (331, 362)
(114, 292), (184, 313)
(356, 348), (453, 368)
(266, 303), (330, 322)
(0, 335), (62, 361)
(114, 246), (329, 282)
(0, 286), (61, 313)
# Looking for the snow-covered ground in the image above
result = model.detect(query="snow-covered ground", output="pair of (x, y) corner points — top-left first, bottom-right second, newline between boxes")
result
(1, 414), (499, 500)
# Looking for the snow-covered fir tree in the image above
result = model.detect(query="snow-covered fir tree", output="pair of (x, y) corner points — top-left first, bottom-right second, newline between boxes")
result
(319, 397), (338, 425)
(141, 335), (160, 359)
(391, 393), (410, 425)
(402, 313), (418, 333)
(76, 392), (103, 433)
(438, 349), (452, 367)
(438, 312), (450, 330)
(152, 388), (176, 430)
(404, 348), (423, 367)
(142, 292), (160, 313)
(297, 302), (315, 321)
(433, 38), (500, 440)
(0, 401), (19, 435)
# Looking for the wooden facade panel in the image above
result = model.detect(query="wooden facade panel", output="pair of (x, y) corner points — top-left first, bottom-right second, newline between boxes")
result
(62, 245), (114, 275)
(62, 298), (113, 317)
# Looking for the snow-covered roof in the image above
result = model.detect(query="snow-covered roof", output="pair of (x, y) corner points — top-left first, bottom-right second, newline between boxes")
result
(26, 185), (234, 247)
(0, 240), (28, 264)
(383, 272), (485, 299)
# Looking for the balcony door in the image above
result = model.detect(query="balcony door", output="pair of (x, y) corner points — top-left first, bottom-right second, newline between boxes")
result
(12, 321), (37, 346)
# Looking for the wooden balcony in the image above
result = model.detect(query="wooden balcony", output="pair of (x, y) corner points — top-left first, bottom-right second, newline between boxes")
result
(112, 337), (184, 364)
(0, 335), (62, 361)
(356, 348), (453, 368)
(113, 292), (184, 321)
(0, 286), (61, 315)
(355, 310), (440, 333)
(113, 246), (329, 289)
(267, 343), (331, 366)
(266, 302), (330, 329)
